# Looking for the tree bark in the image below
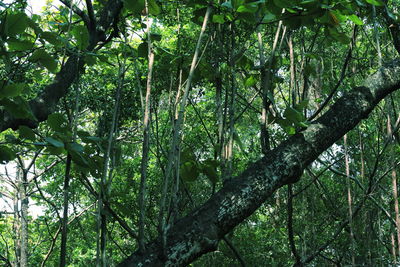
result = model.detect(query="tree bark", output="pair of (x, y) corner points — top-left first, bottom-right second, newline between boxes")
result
(19, 168), (28, 267)
(138, 2), (154, 252)
(59, 154), (72, 267)
(117, 61), (400, 266)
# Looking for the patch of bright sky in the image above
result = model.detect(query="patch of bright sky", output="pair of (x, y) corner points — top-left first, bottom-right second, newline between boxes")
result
(27, 0), (61, 14)
(3, 0), (63, 14)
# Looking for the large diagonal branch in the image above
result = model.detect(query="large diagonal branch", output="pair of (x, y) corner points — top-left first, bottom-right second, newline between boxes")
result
(0, 0), (124, 132)
(117, 60), (400, 266)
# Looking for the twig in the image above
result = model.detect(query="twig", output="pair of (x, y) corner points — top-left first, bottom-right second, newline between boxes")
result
(59, 0), (90, 27)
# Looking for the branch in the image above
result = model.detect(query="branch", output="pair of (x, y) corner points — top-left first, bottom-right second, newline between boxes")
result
(117, 60), (400, 266)
(59, 0), (90, 26)
(287, 185), (301, 266)
(0, 0), (125, 132)
(85, 0), (96, 30)
(308, 26), (357, 121)
(222, 236), (246, 267)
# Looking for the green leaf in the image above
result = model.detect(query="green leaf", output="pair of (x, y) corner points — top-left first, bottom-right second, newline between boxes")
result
(283, 106), (304, 123)
(45, 137), (64, 148)
(84, 54), (97, 65)
(67, 143), (89, 167)
(365, 0), (384, 6)
(262, 12), (276, 23)
(137, 42), (148, 58)
(347, 14), (363, 25)
(40, 31), (63, 47)
(82, 136), (103, 144)
(221, 1), (233, 9)
(180, 161), (200, 182)
(5, 134), (18, 144)
(0, 83), (27, 98)
(123, 0), (145, 13)
(298, 121), (309, 128)
(244, 75), (257, 87)
(0, 97), (34, 119)
(29, 49), (58, 73)
(150, 33), (162, 41)
(285, 126), (296, 135)
(237, 3), (258, 13)
(67, 142), (84, 153)
(180, 148), (196, 163)
(327, 27), (350, 44)
(45, 146), (64, 155)
(294, 99), (309, 110)
(232, 0), (245, 9)
(7, 39), (34, 52)
(72, 25), (89, 50)
(5, 13), (28, 36)
(200, 159), (219, 184)
(273, 0), (292, 8)
(212, 14), (225, 24)
(18, 126), (36, 141)
(0, 146), (16, 163)
(148, 0), (161, 15)
(77, 130), (90, 138)
(47, 113), (68, 133)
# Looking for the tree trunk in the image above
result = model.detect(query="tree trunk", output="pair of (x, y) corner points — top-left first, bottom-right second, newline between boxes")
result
(138, 2), (154, 252)
(19, 168), (28, 267)
(117, 61), (400, 266)
(59, 154), (72, 267)
(344, 134), (355, 266)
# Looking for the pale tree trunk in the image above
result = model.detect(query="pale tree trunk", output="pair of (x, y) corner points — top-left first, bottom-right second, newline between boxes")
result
(138, 0), (154, 253)
(257, 21), (283, 155)
(213, 16), (224, 195)
(387, 112), (400, 260)
(96, 47), (125, 267)
(13, 181), (21, 266)
(344, 134), (355, 266)
(158, 6), (211, 256)
(288, 33), (296, 106)
(392, 233), (397, 264)
(224, 23), (236, 180)
(19, 166), (28, 267)
(392, 166), (400, 258)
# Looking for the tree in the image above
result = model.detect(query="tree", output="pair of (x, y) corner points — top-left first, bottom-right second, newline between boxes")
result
(1, 0), (400, 266)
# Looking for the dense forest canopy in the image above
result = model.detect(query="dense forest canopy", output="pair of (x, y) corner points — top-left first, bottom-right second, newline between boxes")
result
(2, 0), (400, 266)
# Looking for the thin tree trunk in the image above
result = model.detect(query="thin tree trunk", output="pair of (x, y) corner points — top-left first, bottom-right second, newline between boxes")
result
(214, 21), (224, 194)
(344, 134), (355, 266)
(13, 181), (21, 267)
(392, 233), (397, 264)
(19, 166), (28, 267)
(288, 33), (296, 106)
(158, 6), (211, 256)
(59, 154), (72, 267)
(96, 50), (125, 267)
(387, 113), (400, 259)
(224, 23), (236, 180)
(138, 0), (154, 252)
(258, 21), (283, 155)
(392, 165), (400, 258)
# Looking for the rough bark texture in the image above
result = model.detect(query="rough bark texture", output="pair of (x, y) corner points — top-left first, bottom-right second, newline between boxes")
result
(117, 61), (400, 266)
